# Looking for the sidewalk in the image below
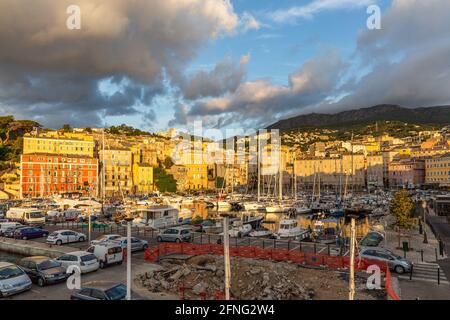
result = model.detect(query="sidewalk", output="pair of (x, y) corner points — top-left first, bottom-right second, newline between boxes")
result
(381, 215), (446, 264)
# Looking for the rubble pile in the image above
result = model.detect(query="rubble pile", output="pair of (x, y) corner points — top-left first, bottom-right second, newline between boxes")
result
(136, 255), (321, 300)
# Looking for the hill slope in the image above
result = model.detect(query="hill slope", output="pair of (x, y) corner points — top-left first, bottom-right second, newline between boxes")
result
(267, 104), (450, 130)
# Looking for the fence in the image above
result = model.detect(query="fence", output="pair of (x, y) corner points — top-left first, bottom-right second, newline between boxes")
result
(144, 242), (400, 300)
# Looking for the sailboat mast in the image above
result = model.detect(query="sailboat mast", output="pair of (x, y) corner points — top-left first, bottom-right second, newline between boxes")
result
(279, 146), (282, 204)
(294, 151), (297, 201)
(257, 132), (260, 202)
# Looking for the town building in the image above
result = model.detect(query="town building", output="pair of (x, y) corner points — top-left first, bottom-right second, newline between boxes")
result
(388, 158), (425, 188)
(101, 149), (133, 197)
(425, 154), (450, 187)
(23, 130), (95, 157)
(20, 154), (98, 198)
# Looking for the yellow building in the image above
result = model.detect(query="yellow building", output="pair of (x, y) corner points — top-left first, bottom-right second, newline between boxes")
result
(295, 154), (366, 189)
(23, 130), (95, 157)
(425, 154), (450, 187)
(366, 153), (384, 187)
(101, 149), (132, 196)
(132, 163), (154, 194)
(186, 164), (208, 190)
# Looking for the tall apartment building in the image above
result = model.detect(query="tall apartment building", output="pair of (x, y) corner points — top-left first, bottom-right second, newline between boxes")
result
(101, 149), (133, 196)
(425, 154), (450, 187)
(295, 153), (366, 189)
(388, 158), (425, 188)
(20, 154), (98, 198)
(23, 131), (95, 157)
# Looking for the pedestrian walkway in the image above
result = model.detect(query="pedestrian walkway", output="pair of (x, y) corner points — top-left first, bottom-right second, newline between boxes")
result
(398, 262), (449, 285)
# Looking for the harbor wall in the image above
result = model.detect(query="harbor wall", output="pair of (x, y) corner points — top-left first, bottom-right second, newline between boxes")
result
(0, 238), (76, 258)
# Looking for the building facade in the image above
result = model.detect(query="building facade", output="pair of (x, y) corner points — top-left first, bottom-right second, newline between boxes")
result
(388, 158), (425, 188)
(101, 149), (133, 196)
(20, 154), (98, 198)
(425, 154), (450, 187)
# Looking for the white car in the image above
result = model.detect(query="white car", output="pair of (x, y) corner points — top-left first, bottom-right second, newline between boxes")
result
(46, 230), (86, 245)
(90, 234), (122, 245)
(56, 251), (100, 274)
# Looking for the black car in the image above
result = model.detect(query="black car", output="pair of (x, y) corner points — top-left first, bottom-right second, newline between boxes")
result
(70, 283), (127, 300)
(18, 256), (68, 287)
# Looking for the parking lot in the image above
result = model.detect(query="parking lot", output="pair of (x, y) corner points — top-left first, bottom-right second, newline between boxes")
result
(35, 221), (347, 256)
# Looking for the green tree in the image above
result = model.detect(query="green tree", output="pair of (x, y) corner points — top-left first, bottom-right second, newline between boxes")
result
(154, 168), (177, 193)
(390, 189), (415, 229)
(163, 156), (174, 169)
(62, 124), (72, 132)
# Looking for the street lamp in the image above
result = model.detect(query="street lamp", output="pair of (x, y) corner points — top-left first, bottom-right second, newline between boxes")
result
(422, 200), (428, 244)
(124, 208), (133, 300)
(220, 213), (231, 300)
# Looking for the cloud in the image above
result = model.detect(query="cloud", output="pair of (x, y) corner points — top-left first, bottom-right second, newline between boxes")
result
(168, 104), (189, 127)
(269, 0), (375, 23)
(180, 54), (250, 100)
(240, 12), (261, 32)
(324, 0), (450, 112)
(189, 49), (347, 126)
(0, 0), (239, 127)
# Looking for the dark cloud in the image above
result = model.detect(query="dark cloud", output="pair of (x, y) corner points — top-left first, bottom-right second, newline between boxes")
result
(180, 55), (249, 100)
(0, 0), (240, 127)
(168, 104), (189, 127)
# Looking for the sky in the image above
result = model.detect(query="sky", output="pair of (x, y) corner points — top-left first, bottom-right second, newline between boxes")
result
(0, 0), (449, 136)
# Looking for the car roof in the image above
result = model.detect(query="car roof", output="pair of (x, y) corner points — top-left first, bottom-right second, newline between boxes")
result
(93, 242), (122, 248)
(169, 226), (191, 230)
(0, 261), (16, 268)
(67, 251), (94, 257)
(80, 281), (125, 291)
(21, 256), (51, 263)
(54, 229), (75, 233)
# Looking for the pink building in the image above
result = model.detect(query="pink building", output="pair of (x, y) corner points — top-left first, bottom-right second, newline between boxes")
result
(388, 158), (425, 188)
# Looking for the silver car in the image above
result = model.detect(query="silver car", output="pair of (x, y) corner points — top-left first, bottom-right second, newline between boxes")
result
(0, 262), (32, 298)
(111, 237), (149, 252)
(157, 227), (192, 243)
(359, 248), (412, 274)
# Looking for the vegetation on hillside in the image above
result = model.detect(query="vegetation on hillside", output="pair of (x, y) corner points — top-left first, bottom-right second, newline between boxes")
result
(0, 116), (40, 163)
(107, 124), (151, 136)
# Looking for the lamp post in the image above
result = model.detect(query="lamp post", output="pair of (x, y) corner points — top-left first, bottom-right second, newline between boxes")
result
(124, 208), (133, 300)
(221, 213), (231, 300)
(422, 200), (428, 244)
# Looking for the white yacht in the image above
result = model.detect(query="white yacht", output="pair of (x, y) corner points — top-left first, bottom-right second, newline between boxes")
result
(132, 205), (179, 229)
(265, 204), (292, 213)
(243, 202), (265, 211)
(275, 219), (310, 240)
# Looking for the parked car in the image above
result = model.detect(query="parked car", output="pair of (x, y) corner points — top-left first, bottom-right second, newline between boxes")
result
(14, 227), (49, 240)
(18, 256), (68, 287)
(359, 231), (385, 248)
(46, 230), (86, 245)
(56, 251), (100, 274)
(86, 243), (123, 269)
(111, 237), (149, 252)
(90, 234), (122, 245)
(70, 283), (127, 300)
(157, 227), (192, 243)
(359, 248), (412, 274)
(0, 262), (32, 298)
(0, 222), (23, 236)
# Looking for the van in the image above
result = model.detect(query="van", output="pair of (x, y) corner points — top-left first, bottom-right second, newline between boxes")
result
(86, 243), (123, 269)
(5, 208), (45, 226)
(0, 222), (23, 236)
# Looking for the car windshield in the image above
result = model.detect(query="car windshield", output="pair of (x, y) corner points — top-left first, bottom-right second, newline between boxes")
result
(37, 260), (60, 270)
(0, 265), (24, 280)
(81, 254), (97, 262)
(29, 212), (43, 218)
(50, 232), (58, 237)
(105, 284), (127, 300)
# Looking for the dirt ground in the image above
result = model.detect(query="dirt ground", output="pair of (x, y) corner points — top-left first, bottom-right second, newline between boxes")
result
(135, 254), (386, 300)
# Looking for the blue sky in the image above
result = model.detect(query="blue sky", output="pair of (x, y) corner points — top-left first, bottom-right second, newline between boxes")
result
(1, 0), (449, 135)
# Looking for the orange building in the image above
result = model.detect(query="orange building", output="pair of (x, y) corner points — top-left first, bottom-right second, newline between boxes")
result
(20, 154), (98, 198)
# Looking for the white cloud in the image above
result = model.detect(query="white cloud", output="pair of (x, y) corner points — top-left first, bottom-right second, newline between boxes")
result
(269, 0), (375, 23)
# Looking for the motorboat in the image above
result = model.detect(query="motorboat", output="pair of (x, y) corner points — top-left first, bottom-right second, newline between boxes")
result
(249, 226), (273, 238)
(132, 205), (179, 229)
(243, 202), (265, 211)
(274, 219), (310, 240)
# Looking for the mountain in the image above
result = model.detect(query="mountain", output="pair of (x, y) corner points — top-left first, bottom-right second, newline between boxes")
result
(267, 104), (450, 130)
